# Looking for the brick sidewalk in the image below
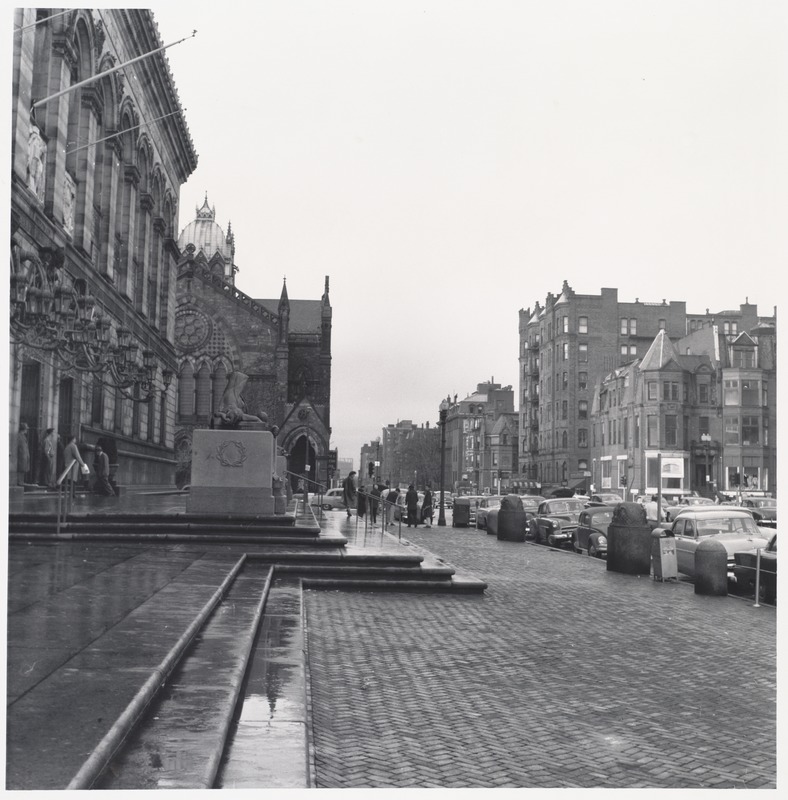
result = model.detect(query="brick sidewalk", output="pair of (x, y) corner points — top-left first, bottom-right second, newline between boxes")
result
(304, 523), (776, 789)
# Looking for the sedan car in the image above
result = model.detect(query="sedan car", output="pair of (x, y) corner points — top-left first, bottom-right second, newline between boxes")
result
(393, 491), (424, 522)
(529, 497), (587, 548)
(741, 497), (777, 528)
(656, 507), (772, 579)
(309, 487), (348, 511)
(586, 493), (623, 507)
(663, 495), (715, 521)
(572, 506), (614, 558)
(733, 532), (776, 602)
(476, 496), (504, 530)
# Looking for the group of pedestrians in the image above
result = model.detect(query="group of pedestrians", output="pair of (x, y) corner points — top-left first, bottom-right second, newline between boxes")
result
(15, 423), (116, 498)
(340, 471), (435, 528)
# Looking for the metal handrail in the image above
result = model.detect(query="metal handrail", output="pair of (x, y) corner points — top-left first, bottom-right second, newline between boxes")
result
(284, 470), (328, 520)
(56, 458), (78, 535)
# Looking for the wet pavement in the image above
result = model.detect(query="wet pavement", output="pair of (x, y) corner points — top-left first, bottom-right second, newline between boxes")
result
(306, 511), (777, 789)
(5, 506), (777, 789)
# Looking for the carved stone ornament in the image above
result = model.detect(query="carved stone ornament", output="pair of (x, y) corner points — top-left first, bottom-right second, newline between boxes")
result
(26, 126), (46, 203)
(63, 173), (76, 237)
(216, 440), (247, 468)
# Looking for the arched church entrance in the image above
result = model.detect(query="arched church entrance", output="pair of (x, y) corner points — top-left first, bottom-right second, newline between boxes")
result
(288, 434), (316, 492)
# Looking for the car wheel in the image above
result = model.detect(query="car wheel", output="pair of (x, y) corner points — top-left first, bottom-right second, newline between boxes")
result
(321, 503), (332, 511)
(546, 532), (555, 547)
(588, 542), (598, 558)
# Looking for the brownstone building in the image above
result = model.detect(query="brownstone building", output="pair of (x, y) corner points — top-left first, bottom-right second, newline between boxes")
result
(589, 323), (777, 498)
(443, 381), (517, 494)
(519, 281), (776, 496)
(173, 200), (332, 490)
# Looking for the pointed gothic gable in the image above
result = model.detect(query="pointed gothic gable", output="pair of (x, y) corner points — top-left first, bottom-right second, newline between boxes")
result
(638, 330), (683, 373)
(731, 331), (757, 347)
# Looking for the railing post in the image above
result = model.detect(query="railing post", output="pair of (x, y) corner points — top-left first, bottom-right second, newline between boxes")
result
(753, 547), (762, 608)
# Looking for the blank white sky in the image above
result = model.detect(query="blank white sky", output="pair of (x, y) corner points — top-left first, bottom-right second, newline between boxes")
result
(11, 1), (787, 469)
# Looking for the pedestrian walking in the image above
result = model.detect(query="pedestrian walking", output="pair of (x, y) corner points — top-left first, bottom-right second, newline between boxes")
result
(92, 445), (115, 496)
(405, 484), (419, 528)
(63, 434), (88, 498)
(369, 483), (382, 524)
(41, 428), (57, 489)
(16, 422), (30, 486)
(422, 486), (434, 528)
(385, 486), (399, 526)
(342, 470), (357, 518)
(357, 483), (367, 519)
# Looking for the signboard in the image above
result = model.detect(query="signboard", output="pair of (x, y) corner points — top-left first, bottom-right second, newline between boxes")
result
(327, 450), (338, 471)
(660, 457), (684, 478)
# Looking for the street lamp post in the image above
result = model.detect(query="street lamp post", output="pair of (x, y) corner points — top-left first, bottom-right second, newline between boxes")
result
(438, 397), (449, 526)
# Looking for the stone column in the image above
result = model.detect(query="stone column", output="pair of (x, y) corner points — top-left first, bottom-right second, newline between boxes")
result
(73, 87), (100, 253)
(97, 136), (122, 281)
(136, 192), (153, 316)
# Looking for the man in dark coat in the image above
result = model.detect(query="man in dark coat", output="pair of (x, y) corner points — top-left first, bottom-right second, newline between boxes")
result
(93, 445), (115, 496)
(16, 423), (30, 486)
(405, 484), (420, 528)
(369, 484), (382, 524)
(342, 470), (357, 518)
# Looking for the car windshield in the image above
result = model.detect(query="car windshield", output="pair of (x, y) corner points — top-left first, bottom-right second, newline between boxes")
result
(696, 516), (760, 535)
(600, 494), (622, 503)
(591, 510), (614, 525)
(754, 499), (776, 508)
(687, 497), (713, 505)
(549, 499), (585, 514)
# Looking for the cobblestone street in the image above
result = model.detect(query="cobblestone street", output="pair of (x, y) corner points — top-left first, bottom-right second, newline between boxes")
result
(305, 518), (776, 789)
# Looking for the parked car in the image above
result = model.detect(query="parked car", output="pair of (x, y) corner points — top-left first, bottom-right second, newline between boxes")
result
(663, 495), (715, 521)
(476, 496), (504, 529)
(310, 487), (349, 511)
(393, 491), (424, 522)
(741, 497), (777, 528)
(733, 532), (777, 602)
(655, 507), (772, 579)
(572, 506), (614, 558)
(529, 497), (587, 548)
(586, 492), (623, 507)
(521, 495), (546, 512)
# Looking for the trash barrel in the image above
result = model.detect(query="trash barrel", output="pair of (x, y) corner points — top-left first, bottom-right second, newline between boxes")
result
(694, 538), (728, 596)
(651, 529), (677, 581)
(607, 502), (652, 575)
(497, 494), (527, 542)
(453, 497), (471, 528)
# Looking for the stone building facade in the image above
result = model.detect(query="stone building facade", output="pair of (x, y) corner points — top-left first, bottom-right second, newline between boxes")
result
(9, 8), (197, 487)
(173, 201), (332, 491)
(518, 280), (776, 495)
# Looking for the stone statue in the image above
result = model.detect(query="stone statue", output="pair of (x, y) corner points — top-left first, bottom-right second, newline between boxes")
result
(212, 371), (267, 430)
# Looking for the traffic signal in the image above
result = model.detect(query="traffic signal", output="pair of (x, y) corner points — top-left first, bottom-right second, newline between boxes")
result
(368, 461), (374, 477)
(620, 475), (628, 487)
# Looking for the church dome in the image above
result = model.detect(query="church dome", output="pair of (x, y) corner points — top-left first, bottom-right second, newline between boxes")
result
(178, 195), (234, 263)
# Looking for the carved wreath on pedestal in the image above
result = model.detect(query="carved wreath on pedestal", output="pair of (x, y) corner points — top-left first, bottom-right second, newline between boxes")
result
(216, 440), (247, 468)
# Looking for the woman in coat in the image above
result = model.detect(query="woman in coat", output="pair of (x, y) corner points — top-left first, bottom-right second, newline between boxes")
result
(62, 434), (87, 497)
(41, 428), (57, 489)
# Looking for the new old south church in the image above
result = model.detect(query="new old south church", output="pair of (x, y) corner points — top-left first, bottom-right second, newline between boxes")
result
(174, 197), (332, 490)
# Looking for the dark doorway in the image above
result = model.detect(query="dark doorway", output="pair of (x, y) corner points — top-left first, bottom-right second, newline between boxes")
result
(20, 361), (41, 483)
(288, 435), (315, 492)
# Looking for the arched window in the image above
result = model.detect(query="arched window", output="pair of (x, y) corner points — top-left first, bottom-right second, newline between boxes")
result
(178, 363), (194, 417)
(213, 362), (227, 411)
(562, 462), (568, 481)
(195, 363), (211, 416)
(562, 430), (568, 449)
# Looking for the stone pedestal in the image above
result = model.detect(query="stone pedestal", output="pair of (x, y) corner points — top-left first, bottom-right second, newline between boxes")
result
(274, 455), (288, 514)
(187, 430), (275, 516)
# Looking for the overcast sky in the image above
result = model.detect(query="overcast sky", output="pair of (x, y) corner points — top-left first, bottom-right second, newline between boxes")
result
(39, 1), (788, 468)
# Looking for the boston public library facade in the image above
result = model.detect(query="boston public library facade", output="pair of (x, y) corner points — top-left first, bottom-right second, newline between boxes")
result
(9, 8), (198, 488)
